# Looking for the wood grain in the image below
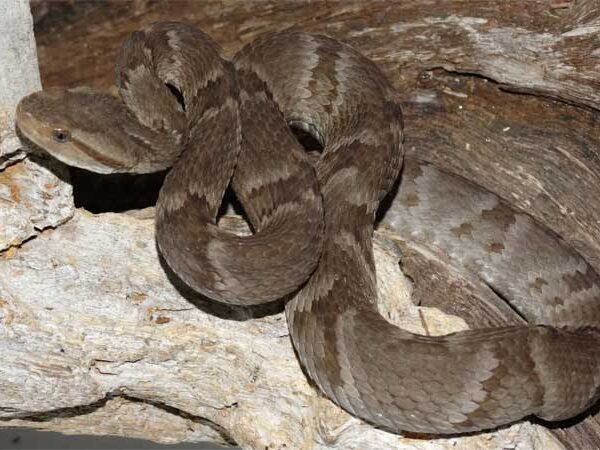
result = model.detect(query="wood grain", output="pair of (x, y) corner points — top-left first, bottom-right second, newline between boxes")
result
(19, 0), (600, 447)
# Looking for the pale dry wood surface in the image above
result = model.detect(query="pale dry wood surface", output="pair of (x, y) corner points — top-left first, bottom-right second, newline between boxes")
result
(1, 0), (599, 449)
(0, 0), (39, 168)
(0, 0), (74, 253)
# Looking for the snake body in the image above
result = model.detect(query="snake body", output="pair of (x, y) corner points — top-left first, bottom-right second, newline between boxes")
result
(15, 22), (600, 434)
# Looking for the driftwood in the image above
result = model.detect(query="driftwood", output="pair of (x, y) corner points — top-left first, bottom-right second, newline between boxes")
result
(1, 0), (599, 449)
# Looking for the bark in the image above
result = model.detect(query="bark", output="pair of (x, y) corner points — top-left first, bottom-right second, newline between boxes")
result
(1, 0), (599, 449)
(0, 0), (72, 252)
(0, 0), (38, 168)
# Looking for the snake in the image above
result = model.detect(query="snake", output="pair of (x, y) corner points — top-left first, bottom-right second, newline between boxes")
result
(14, 22), (600, 434)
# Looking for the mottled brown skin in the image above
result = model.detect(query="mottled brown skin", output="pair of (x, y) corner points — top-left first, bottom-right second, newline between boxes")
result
(15, 22), (600, 434)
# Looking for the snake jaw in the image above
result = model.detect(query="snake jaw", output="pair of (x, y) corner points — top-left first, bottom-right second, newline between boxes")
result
(16, 97), (128, 174)
(15, 88), (168, 174)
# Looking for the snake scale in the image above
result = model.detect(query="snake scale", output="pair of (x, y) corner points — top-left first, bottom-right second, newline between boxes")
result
(15, 22), (600, 434)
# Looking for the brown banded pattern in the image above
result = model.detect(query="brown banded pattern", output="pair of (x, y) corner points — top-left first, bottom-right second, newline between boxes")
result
(15, 22), (600, 434)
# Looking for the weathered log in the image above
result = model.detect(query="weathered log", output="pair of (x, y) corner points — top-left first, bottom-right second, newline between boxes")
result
(0, 0), (73, 251)
(1, 1), (599, 448)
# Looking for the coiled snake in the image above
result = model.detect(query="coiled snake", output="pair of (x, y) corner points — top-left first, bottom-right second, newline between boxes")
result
(15, 22), (600, 434)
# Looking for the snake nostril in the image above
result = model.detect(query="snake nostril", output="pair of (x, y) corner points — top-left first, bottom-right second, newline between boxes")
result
(165, 83), (186, 112)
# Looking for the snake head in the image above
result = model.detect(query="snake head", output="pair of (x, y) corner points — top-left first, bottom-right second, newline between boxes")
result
(16, 87), (140, 174)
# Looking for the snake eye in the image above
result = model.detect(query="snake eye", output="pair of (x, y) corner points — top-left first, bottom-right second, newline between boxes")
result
(52, 128), (71, 143)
